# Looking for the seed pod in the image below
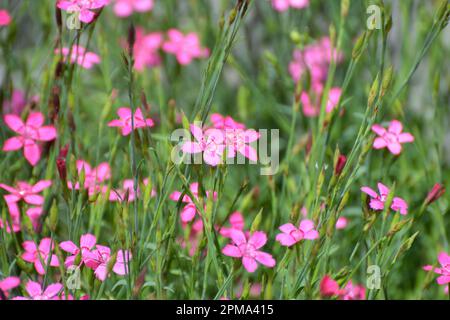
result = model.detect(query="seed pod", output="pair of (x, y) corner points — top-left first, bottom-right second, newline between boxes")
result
(352, 32), (366, 60)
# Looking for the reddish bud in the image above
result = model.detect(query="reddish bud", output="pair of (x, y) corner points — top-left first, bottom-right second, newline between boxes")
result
(425, 183), (445, 205)
(334, 155), (347, 176)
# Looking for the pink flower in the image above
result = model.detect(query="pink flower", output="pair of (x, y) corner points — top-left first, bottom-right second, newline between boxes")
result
(170, 182), (217, 223)
(0, 277), (20, 300)
(340, 281), (366, 300)
(271, 0), (309, 12)
(361, 182), (408, 215)
(0, 181), (47, 233)
(68, 160), (111, 196)
(57, 0), (109, 23)
(84, 245), (132, 281)
(210, 113), (245, 130)
(319, 275), (365, 300)
(108, 107), (154, 136)
(109, 178), (155, 202)
(424, 252), (450, 286)
(59, 233), (97, 267)
(21, 238), (60, 275)
(2, 113), (57, 166)
(182, 124), (225, 166)
(276, 219), (319, 247)
(223, 128), (260, 162)
(222, 229), (276, 273)
(372, 120), (414, 155)
(113, 0), (153, 17)
(132, 28), (163, 71)
(219, 212), (245, 238)
(0, 9), (11, 26)
(0, 180), (52, 209)
(300, 87), (342, 117)
(2, 90), (30, 115)
(335, 217), (348, 230)
(320, 275), (340, 297)
(289, 37), (342, 89)
(162, 29), (209, 65)
(13, 281), (62, 300)
(55, 45), (101, 69)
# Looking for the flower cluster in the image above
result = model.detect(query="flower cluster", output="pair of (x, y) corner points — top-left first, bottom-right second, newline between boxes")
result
(181, 114), (260, 167)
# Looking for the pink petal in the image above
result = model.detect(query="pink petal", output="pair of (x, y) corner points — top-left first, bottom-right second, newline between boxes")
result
(80, 233), (96, 249)
(398, 133), (414, 143)
(4, 114), (25, 133)
(222, 244), (242, 258)
(190, 124), (204, 142)
(369, 198), (385, 211)
(248, 231), (267, 249)
(180, 203), (197, 222)
(31, 180), (52, 193)
(230, 229), (247, 246)
(254, 251), (276, 268)
(25, 281), (42, 297)
(437, 275), (450, 285)
(114, 1), (133, 17)
(238, 145), (258, 162)
(182, 141), (203, 154)
(371, 124), (386, 136)
(24, 194), (44, 206)
(94, 265), (108, 281)
(44, 283), (63, 298)
(79, 9), (95, 23)
(388, 120), (403, 134)
(299, 219), (315, 232)
(26, 112), (44, 128)
(23, 140), (41, 166)
(60, 241), (79, 254)
(377, 183), (390, 197)
(373, 137), (387, 149)
(242, 256), (258, 273)
(37, 126), (57, 141)
(387, 142), (402, 155)
(276, 233), (297, 247)
(3, 136), (23, 151)
(361, 186), (378, 198)
(438, 252), (450, 267)
(38, 238), (52, 253)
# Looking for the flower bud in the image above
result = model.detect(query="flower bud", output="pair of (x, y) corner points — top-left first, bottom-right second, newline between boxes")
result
(425, 183), (445, 205)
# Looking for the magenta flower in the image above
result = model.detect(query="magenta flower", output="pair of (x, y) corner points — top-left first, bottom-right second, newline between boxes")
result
(170, 182), (217, 223)
(0, 180), (52, 208)
(2, 113), (57, 166)
(210, 113), (245, 130)
(162, 29), (209, 65)
(372, 120), (414, 155)
(57, 0), (109, 23)
(226, 129), (260, 161)
(219, 212), (245, 238)
(289, 37), (342, 90)
(276, 219), (319, 247)
(423, 252), (450, 286)
(222, 229), (276, 273)
(60, 234), (97, 267)
(108, 107), (155, 136)
(84, 245), (132, 281)
(300, 87), (342, 117)
(22, 238), (60, 275)
(320, 275), (365, 300)
(182, 124), (225, 167)
(2, 89), (33, 115)
(335, 217), (348, 230)
(68, 160), (111, 196)
(113, 0), (153, 17)
(340, 281), (366, 300)
(272, 0), (309, 12)
(0, 9), (11, 26)
(361, 182), (408, 215)
(0, 277), (20, 300)
(132, 28), (163, 71)
(55, 45), (101, 69)
(13, 281), (62, 300)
